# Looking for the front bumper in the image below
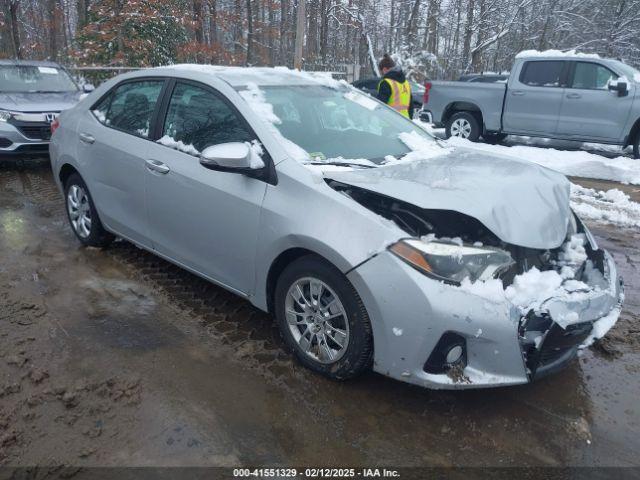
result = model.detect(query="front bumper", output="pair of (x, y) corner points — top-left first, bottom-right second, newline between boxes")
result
(347, 249), (623, 389)
(0, 118), (51, 156)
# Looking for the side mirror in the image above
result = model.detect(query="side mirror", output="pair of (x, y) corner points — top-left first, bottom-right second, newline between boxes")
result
(199, 142), (262, 172)
(82, 83), (95, 93)
(608, 80), (628, 96)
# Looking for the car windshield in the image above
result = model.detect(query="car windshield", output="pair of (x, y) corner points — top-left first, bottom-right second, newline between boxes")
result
(257, 85), (436, 164)
(610, 60), (640, 82)
(0, 65), (78, 93)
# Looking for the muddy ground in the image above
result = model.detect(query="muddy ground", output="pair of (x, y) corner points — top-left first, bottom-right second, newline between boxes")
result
(0, 157), (638, 472)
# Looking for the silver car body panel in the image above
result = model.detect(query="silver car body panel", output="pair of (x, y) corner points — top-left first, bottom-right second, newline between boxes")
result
(49, 66), (623, 389)
(322, 148), (571, 250)
(348, 248), (622, 389)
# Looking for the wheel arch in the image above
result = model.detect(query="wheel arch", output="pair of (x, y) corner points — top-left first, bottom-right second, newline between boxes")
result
(265, 247), (349, 315)
(59, 163), (80, 188)
(625, 117), (640, 148)
(442, 101), (484, 126)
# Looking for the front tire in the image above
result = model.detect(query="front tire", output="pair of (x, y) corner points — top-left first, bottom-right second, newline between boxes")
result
(274, 255), (373, 380)
(446, 112), (481, 142)
(64, 173), (114, 247)
(634, 133), (639, 159)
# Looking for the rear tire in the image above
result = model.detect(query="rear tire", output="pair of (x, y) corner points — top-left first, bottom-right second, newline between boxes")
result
(274, 255), (373, 380)
(634, 133), (639, 159)
(446, 112), (481, 142)
(64, 173), (114, 248)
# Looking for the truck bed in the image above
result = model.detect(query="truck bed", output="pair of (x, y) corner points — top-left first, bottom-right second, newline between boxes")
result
(426, 81), (507, 132)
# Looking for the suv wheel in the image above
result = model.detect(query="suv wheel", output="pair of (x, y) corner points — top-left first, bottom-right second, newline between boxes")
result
(65, 173), (114, 247)
(446, 112), (481, 142)
(274, 255), (373, 380)
(634, 133), (639, 159)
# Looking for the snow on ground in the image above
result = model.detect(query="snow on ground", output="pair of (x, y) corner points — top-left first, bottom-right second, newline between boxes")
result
(571, 184), (640, 228)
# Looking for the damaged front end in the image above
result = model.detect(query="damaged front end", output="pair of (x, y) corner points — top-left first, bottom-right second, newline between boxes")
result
(334, 181), (623, 388)
(517, 226), (624, 381)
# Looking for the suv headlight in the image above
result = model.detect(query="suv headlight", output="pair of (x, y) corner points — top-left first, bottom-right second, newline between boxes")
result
(0, 110), (12, 122)
(389, 239), (514, 285)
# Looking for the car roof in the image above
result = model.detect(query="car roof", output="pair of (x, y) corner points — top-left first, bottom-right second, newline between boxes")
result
(0, 59), (63, 68)
(148, 64), (340, 88)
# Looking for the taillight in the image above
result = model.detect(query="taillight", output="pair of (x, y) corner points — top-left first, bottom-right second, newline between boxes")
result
(423, 82), (432, 104)
(50, 118), (60, 135)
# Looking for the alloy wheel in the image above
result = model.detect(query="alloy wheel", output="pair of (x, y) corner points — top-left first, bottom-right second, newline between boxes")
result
(450, 118), (472, 138)
(67, 184), (92, 239)
(285, 277), (350, 364)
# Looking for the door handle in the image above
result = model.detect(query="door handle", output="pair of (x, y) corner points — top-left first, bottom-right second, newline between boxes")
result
(145, 159), (170, 174)
(566, 93), (581, 99)
(511, 90), (525, 96)
(79, 132), (95, 144)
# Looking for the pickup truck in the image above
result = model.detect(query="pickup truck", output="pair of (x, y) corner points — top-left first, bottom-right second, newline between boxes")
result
(423, 53), (640, 158)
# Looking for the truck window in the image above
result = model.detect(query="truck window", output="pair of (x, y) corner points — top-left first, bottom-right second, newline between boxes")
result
(571, 62), (618, 90)
(519, 61), (565, 87)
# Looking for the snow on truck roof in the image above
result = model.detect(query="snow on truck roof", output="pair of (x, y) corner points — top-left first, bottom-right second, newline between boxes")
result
(161, 64), (343, 88)
(516, 49), (602, 59)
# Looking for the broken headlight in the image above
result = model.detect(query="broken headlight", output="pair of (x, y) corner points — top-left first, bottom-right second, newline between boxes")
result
(0, 110), (11, 122)
(389, 239), (514, 285)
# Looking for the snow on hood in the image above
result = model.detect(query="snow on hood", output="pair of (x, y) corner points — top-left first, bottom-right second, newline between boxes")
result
(0, 91), (82, 112)
(323, 147), (571, 249)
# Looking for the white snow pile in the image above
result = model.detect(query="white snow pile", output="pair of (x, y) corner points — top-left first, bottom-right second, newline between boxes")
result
(460, 234), (592, 311)
(458, 234), (620, 345)
(516, 49), (600, 59)
(248, 140), (266, 169)
(570, 184), (640, 228)
(239, 82), (310, 162)
(157, 135), (200, 156)
(447, 137), (640, 185)
(239, 82), (281, 124)
(92, 109), (106, 123)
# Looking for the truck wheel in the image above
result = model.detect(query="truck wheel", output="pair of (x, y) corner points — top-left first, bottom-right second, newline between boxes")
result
(634, 133), (639, 159)
(446, 112), (481, 142)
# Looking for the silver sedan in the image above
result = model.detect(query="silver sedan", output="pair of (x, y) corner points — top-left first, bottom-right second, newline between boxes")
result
(49, 66), (623, 389)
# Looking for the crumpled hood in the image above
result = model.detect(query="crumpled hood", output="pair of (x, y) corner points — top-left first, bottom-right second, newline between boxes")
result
(0, 91), (82, 113)
(324, 147), (571, 249)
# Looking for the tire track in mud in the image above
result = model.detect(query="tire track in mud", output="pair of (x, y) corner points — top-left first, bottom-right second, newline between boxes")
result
(0, 159), (299, 385)
(103, 241), (299, 383)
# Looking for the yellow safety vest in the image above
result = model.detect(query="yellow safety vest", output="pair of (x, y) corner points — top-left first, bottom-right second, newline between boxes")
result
(379, 78), (411, 118)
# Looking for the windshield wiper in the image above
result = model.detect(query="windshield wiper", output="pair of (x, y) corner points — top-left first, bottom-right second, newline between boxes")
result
(304, 161), (376, 168)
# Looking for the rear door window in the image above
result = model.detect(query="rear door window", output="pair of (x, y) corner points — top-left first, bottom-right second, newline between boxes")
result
(159, 82), (254, 156)
(519, 61), (566, 87)
(571, 62), (618, 90)
(92, 80), (164, 138)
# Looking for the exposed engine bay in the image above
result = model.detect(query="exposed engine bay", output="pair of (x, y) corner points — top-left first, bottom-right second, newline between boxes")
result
(328, 180), (605, 287)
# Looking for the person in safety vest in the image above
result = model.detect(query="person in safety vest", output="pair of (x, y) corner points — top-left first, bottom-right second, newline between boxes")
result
(376, 54), (413, 119)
